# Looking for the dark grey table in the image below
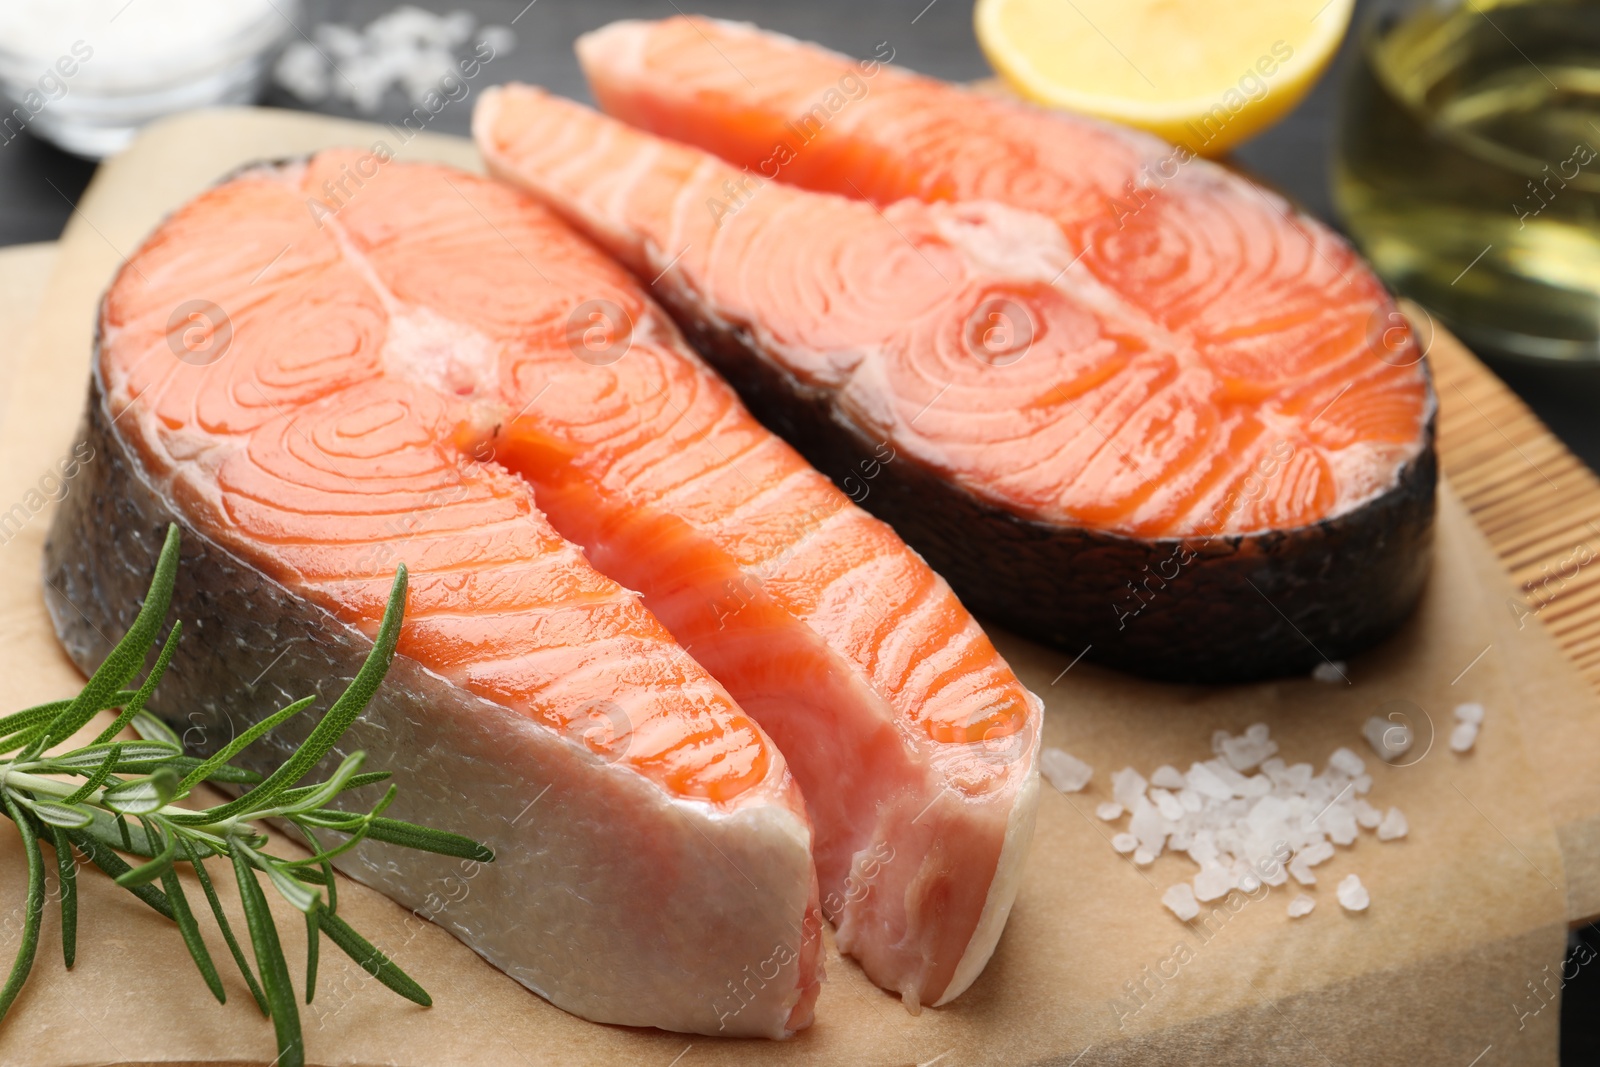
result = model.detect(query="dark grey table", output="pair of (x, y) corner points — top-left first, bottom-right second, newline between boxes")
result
(1, 0), (1595, 1059)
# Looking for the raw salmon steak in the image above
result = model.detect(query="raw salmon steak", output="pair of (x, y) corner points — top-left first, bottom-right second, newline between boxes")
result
(496, 19), (1436, 682)
(47, 149), (1042, 1017)
(44, 152), (824, 1039)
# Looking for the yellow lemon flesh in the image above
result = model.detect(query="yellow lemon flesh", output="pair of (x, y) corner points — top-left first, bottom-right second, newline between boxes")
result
(975, 0), (1355, 156)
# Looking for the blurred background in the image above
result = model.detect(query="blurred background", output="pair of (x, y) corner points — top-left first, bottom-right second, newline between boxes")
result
(0, 0), (1597, 1058)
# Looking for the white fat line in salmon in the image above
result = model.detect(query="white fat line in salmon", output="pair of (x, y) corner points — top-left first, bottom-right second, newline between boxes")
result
(709, 841), (895, 1032)
(305, 38), (501, 227)
(1108, 40), (1295, 231)
(1107, 840), (1290, 1033)
(1111, 439), (1297, 632)
(705, 40), (896, 229)
(0, 39), (93, 148)
(0, 440), (95, 549)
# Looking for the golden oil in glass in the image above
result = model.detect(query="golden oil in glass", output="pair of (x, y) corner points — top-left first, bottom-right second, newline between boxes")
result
(1336, 0), (1600, 361)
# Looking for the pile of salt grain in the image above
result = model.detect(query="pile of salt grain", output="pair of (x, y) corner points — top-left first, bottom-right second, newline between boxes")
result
(1088, 724), (1405, 921)
(275, 6), (516, 114)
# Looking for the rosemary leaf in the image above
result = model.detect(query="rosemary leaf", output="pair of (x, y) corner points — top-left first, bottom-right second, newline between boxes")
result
(1, 527), (491, 1064)
(39, 525), (181, 751)
(61, 828), (173, 921)
(231, 844), (304, 1067)
(159, 867), (226, 1004)
(304, 908), (320, 1005)
(0, 797), (45, 1022)
(0, 690), (138, 754)
(176, 696), (316, 791)
(364, 817), (496, 862)
(46, 740), (178, 769)
(206, 566), (407, 820)
(130, 711), (181, 749)
(236, 841), (319, 914)
(316, 909), (431, 1007)
(181, 836), (268, 1016)
(296, 825), (338, 914)
(28, 801), (94, 829)
(47, 826), (76, 969)
(91, 620), (182, 746)
(102, 766), (180, 817)
(255, 751), (368, 819)
(61, 743), (122, 805)
(114, 822), (179, 889)
(260, 771), (391, 813)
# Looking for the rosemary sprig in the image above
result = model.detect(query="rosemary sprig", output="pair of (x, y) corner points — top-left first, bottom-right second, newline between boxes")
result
(0, 524), (493, 1067)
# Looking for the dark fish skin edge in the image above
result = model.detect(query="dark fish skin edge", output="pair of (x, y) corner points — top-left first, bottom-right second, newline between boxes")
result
(665, 299), (1437, 684)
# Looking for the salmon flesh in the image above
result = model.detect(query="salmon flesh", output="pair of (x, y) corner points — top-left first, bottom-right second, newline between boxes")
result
(44, 150), (1041, 1027)
(476, 19), (1437, 682)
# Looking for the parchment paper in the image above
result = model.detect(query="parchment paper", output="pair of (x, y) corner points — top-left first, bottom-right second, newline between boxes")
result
(0, 108), (1583, 1066)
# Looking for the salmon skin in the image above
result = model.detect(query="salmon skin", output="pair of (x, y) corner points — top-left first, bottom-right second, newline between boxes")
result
(43, 153), (825, 1039)
(47, 149), (1042, 1018)
(502, 18), (1438, 682)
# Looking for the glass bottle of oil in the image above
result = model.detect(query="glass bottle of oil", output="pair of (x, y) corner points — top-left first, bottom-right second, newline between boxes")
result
(1336, 0), (1600, 362)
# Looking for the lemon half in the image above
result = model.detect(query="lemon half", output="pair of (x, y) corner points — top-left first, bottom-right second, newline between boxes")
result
(975, 0), (1355, 156)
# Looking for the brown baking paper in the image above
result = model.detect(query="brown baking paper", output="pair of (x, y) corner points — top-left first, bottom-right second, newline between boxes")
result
(0, 109), (1580, 1066)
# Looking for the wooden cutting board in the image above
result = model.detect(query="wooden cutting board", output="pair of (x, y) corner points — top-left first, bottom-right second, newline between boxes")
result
(0, 108), (1591, 1067)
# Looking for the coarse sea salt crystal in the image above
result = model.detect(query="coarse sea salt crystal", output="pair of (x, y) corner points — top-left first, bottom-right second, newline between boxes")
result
(1450, 721), (1480, 753)
(1151, 764), (1186, 789)
(1454, 702), (1485, 726)
(1241, 774), (1273, 798)
(1287, 894), (1316, 918)
(1163, 883), (1200, 921)
(1186, 761), (1234, 801)
(1128, 797), (1166, 852)
(1298, 840), (1336, 867)
(1096, 802), (1123, 821)
(1337, 874), (1370, 912)
(1111, 766), (1149, 810)
(1095, 722), (1403, 922)
(1324, 808), (1359, 846)
(1151, 788), (1185, 821)
(1377, 807), (1408, 841)
(1220, 727), (1278, 771)
(1362, 714), (1413, 761)
(1311, 660), (1347, 683)
(1194, 866), (1232, 902)
(1328, 747), (1366, 777)
(273, 6), (518, 113)
(1042, 747), (1094, 793)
